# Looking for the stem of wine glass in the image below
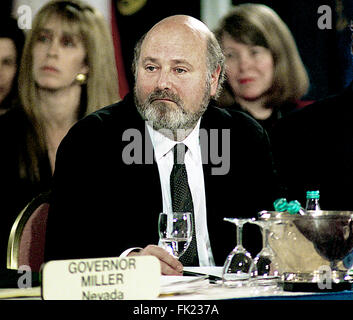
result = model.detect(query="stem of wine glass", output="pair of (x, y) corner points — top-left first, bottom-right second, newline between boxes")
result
(236, 223), (243, 247)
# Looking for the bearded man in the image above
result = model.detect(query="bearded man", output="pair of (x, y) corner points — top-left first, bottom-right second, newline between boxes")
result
(45, 15), (278, 274)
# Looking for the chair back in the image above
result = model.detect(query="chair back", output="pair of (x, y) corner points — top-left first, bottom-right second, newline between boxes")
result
(7, 192), (50, 272)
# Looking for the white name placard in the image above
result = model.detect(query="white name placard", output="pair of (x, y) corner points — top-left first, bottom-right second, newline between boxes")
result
(42, 256), (160, 300)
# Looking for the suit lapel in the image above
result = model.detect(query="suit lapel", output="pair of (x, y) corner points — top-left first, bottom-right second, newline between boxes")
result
(119, 103), (163, 242)
(199, 106), (230, 264)
(140, 121), (163, 228)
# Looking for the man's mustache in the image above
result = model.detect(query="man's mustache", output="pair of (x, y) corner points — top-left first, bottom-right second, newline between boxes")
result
(148, 89), (183, 108)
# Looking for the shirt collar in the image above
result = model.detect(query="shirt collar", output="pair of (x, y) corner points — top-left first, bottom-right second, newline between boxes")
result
(146, 119), (201, 161)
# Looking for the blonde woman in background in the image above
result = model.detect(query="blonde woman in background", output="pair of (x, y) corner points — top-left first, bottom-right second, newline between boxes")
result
(0, 0), (119, 269)
(215, 3), (310, 136)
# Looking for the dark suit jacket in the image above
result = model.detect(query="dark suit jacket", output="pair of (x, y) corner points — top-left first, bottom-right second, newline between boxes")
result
(45, 93), (278, 265)
(272, 82), (353, 210)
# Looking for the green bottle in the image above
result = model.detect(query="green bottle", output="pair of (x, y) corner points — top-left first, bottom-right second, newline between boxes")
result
(305, 190), (321, 211)
(287, 200), (306, 215)
(273, 198), (288, 212)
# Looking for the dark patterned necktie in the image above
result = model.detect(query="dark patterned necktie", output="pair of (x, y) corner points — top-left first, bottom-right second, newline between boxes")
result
(170, 143), (199, 266)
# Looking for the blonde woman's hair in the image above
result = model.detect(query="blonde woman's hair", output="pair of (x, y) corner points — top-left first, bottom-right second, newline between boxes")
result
(215, 3), (309, 108)
(18, 0), (120, 181)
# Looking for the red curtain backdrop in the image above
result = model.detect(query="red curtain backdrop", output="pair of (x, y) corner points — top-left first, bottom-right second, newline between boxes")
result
(110, 0), (130, 99)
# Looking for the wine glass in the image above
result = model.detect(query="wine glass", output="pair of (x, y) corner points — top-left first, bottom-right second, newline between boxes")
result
(158, 212), (192, 259)
(222, 218), (253, 288)
(248, 219), (281, 289)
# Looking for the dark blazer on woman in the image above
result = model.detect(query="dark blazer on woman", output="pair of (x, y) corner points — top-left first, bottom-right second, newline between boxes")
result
(0, 106), (51, 269)
(44, 93), (278, 265)
(272, 82), (353, 210)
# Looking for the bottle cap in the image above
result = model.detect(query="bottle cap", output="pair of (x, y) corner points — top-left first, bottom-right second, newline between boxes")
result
(273, 198), (288, 212)
(287, 200), (301, 215)
(306, 190), (320, 199)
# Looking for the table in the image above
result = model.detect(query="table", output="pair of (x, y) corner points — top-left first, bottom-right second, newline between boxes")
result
(0, 267), (352, 300)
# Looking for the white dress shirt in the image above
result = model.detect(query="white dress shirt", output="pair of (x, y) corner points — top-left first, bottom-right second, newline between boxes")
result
(146, 120), (215, 266)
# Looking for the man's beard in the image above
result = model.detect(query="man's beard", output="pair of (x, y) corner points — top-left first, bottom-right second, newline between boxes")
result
(134, 82), (211, 133)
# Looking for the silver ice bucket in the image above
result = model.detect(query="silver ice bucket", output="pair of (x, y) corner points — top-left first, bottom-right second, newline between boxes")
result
(259, 210), (353, 291)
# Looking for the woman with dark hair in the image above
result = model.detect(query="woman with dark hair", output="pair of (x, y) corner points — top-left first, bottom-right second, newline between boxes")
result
(215, 3), (310, 135)
(0, 16), (25, 114)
